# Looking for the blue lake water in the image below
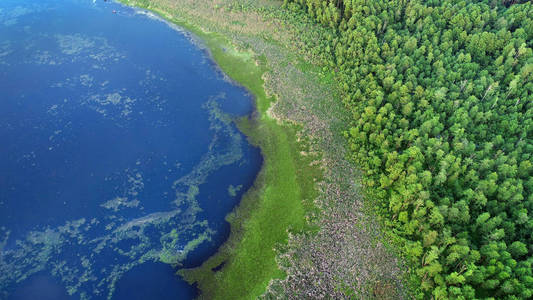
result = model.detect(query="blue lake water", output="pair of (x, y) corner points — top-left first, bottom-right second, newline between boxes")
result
(0, 0), (262, 299)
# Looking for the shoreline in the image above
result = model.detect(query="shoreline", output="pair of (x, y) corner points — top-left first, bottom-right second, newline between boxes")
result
(116, 0), (321, 298)
(116, 0), (407, 298)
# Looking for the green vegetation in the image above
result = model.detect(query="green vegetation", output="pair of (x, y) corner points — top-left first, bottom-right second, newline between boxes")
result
(122, 0), (533, 298)
(284, 0), (533, 298)
(177, 32), (321, 299)
(119, 1), (324, 298)
(183, 116), (320, 299)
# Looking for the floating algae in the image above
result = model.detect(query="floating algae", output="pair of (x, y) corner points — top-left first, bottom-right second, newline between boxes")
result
(0, 96), (246, 299)
(0, 4), (40, 26)
(84, 92), (136, 120)
(55, 34), (126, 63)
(0, 1), (259, 298)
(0, 41), (12, 65)
(173, 97), (244, 209)
(101, 197), (140, 212)
(228, 184), (243, 197)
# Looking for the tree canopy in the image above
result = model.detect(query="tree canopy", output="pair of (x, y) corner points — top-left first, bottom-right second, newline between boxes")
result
(284, 0), (533, 298)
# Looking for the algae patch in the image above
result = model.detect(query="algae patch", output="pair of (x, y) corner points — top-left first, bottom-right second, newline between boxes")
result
(0, 95), (246, 300)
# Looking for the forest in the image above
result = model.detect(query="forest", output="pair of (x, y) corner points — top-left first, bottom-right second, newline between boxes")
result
(283, 0), (533, 298)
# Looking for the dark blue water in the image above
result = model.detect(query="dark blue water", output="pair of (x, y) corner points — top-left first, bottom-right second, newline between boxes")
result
(0, 0), (262, 299)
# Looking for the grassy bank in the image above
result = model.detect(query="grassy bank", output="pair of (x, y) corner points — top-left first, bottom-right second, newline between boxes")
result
(118, 0), (406, 298)
(118, 0), (321, 298)
(171, 25), (321, 299)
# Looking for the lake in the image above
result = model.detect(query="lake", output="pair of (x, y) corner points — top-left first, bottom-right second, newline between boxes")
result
(0, 0), (262, 299)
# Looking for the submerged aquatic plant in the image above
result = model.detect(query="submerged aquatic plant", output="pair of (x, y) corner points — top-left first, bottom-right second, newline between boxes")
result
(0, 95), (246, 300)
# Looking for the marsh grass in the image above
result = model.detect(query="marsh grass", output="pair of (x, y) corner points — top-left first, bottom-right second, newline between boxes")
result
(118, 0), (406, 298)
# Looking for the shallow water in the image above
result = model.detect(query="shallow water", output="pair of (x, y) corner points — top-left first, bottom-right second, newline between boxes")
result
(0, 0), (261, 299)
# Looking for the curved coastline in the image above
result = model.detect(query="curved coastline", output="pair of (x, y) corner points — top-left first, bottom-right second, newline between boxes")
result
(0, 1), (270, 298)
(116, 0), (407, 299)
(116, 0), (321, 298)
